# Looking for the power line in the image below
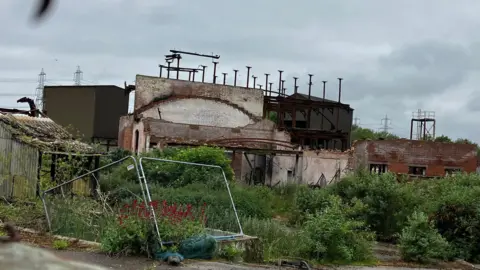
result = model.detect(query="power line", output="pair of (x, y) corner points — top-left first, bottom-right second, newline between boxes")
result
(380, 114), (392, 133)
(74, 66), (83, 86)
(353, 117), (360, 126)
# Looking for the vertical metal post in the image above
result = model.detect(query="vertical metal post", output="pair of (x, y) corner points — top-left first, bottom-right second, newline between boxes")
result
(159, 65), (163, 78)
(337, 78), (343, 103)
(308, 74), (313, 99)
(192, 71), (196, 82)
(233, 69), (238, 86)
(201, 65), (207, 83)
(246, 66), (251, 88)
(167, 62), (171, 78)
(293, 77), (298, 94)
(188, 71), (192, 81)
(222, 73), (227, 85)
(263, 74), (268, 96)
(281, 80), (285, 95)
(321, 81), (327, 130)
(252, 76), (257, 89)
(278, 70), (283, 95)
(176, 55), (180, 80)
(336, 78), (343, 132)
(269, 82), (273, 96)
(213, 62), (219, 84)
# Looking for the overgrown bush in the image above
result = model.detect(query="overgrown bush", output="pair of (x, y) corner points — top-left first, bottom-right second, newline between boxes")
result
(328, 171), (420, 241)
(300, 195), (376, 263)
(100, 214), (204, 256)
(428, 185), (480, 262)
(398, 211), (449, 263)
(241, 217), (306, 261)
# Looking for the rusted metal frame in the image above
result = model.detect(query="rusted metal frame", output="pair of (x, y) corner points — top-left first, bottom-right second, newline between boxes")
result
(264, 97), (351, 110)
(208, 137), (294, 145)
(312, 108), (336, 129)
(209, 139), (295, 149)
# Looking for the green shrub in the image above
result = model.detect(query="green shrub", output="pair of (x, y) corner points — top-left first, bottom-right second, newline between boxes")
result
(429, 186), (480, 262)
(398, 211), (449, 263)
(100, 217), (151, 256)
(300, 195), (376, 263)
(100, 214), (205, 256)
(329, 171), (420, 241)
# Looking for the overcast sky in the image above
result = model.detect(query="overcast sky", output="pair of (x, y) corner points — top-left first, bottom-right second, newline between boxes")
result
(1, 0), (480, 142)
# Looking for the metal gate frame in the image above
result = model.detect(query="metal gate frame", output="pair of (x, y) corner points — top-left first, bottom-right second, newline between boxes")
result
(40, 155), (147, 231)
(138, 157), (244, 245)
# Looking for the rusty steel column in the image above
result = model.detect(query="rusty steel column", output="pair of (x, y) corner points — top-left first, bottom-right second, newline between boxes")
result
(246, 66), (251, 88)
(307, 74), (313, 129)
(278, 70), (283, 95)
(321, 80), (327, 130)
(293, 77), (298, 94)
(233, 69), (238, 86)
(222, 73), (227, 85)
(337, 77), (343, 103)
(176, 55), (180, 79)
(264, 73), (269, 95)
(336, 78), (343, 132)
(167, 62), (172, 79)
(213, 61), (219, 84)
(201, 65), (207, 83)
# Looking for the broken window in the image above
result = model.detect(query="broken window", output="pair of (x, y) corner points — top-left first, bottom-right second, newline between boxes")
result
(445, 168), (462, 177)
(408, 166), (426, 176)
(369, 164), (388, 174)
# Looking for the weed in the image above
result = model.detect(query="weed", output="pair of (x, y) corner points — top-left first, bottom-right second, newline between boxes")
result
(52, 239), (69, 250)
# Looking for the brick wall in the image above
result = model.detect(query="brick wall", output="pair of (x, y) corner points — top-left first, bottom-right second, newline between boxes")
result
(118, 116), (134, 149)
(135, 75), (264, 117)
(353, 139), (478, 176)
(144, 118), (290, 148)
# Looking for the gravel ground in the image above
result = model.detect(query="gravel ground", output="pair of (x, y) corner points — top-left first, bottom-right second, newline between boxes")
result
(51, 249), (439, 270)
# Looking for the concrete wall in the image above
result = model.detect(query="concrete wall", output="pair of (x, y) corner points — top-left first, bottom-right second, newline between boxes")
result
(140, 98), (255, 128)
(301, 150), (350, 185)
(135, 75), (264, 118)
(352, 139), (478, 176)
(237, 150), (351, 186)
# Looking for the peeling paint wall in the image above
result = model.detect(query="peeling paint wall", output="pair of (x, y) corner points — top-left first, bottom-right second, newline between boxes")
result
(135, 75), (264, 118)
(143, 118), (289, 150)
(237, 150), (351, 187)
(301, 151), (350, 185)
(140, 98), (255, 128)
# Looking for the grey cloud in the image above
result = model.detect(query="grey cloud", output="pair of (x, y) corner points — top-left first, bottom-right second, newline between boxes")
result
(2, 0), (480, 142)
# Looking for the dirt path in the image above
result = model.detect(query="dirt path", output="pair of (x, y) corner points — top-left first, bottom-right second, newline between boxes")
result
(51, 249), (439, 270)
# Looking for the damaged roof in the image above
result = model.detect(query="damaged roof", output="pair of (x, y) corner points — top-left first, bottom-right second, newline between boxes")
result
(0, 113), (98, 154)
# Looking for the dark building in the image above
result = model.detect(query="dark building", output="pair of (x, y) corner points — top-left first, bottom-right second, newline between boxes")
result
(265, 92), (354, 151)
(351, 139), (478, 177)
(43, 85), (131, 150)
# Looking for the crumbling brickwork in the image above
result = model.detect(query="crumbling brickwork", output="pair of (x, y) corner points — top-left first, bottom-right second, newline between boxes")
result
(135, 75), (264, 117)
(353, 139), (478, 176)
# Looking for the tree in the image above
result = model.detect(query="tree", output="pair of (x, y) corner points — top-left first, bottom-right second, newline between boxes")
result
(434, 135), (452, 143)
(351, 125), (399, 142)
